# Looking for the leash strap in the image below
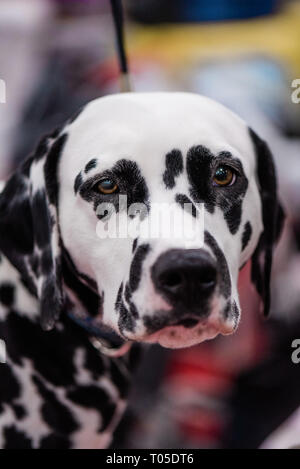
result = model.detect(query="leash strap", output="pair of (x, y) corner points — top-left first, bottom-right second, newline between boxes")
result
(109, 0), (132, 92)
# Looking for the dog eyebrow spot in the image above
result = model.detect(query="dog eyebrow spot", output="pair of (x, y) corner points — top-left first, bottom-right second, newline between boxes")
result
(187, 145), (248, 233)
(175, 194), (197, 218)
(74, 173), (83, 194)
(218, 151), (233, 159)
(84, 159), (98, 174)
(242, 221), (252, 251)
(163, 149), (184, 189)
(186, 145), (215, 213)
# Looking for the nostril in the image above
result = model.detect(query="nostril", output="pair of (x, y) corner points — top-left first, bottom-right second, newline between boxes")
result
(160, 271), (183, 289)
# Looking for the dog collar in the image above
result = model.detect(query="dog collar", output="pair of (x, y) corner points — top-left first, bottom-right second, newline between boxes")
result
(67, 311), (130, 357)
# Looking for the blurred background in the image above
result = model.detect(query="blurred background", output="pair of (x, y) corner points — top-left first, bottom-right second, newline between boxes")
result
(1, 0), (300, 449)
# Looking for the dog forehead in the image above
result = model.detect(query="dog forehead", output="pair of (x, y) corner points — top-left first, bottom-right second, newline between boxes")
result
(61, 92), (255, 177)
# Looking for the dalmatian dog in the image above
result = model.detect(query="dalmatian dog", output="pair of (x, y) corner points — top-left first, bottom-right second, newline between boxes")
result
(0, 92), (284, 448)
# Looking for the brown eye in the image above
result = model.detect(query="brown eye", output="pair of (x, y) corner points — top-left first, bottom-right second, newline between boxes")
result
(213, 166), (235, 187)
(97, 179), (118, 194)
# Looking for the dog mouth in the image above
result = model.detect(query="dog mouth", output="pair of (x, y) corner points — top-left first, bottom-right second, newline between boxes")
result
(142, 319), (235, 349)
(122, 309), (237, 349)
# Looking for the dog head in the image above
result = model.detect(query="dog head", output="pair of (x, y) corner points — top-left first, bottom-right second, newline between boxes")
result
(0, 93), (284, 349)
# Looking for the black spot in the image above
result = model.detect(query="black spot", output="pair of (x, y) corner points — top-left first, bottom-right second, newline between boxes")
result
(30, 254), (40, 277)
(129, 244), (151, 293)
(0, 171), (34, 255)
(0, 283), (15, 307)
(116, 283), (137, 333)
(124, 282), (139, 319)
(40, 434), (71, 449)
(175, 194), (197, 218)
(79, 159), (150, 216)
(224, 300), (240, 328)
(50, 126), (63, 139)
(41, 247), (53, 275)
(115, 283), (124, 311)
(186, 146), (216, 213)
(242, 221), (252, 251)
(31, 190), (52, 249)
(205, 231), (231, 298)
(129, 300), (139, 320)
(40, 270), (62, 332)
(12, 404), (27, 420)
(118, 301), (136, 333)
(232, 300), (240, 326)
(74, 172), (83, 194)
(225, 204), (243, 235)
(44, 133), (68, 207)
(0, 310), (94, 387)
(0, 364), (21, 414)
(34, 135), (50, 162)
(124, 282), (132, 304)
(249, 128), (285, 317)
(132, 238), (138, 253)
(3, 426), (33, 449)
(163, 149), (184, 189)
(32, 374), (79, 435)
(85, 159), (98, 174)
(67, 386), (116, 432)
(186, 146), (248, 234)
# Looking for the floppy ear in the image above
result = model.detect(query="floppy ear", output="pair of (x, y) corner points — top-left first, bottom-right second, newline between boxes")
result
(0, 130), (67, 330)
(249, 128), (285, 317)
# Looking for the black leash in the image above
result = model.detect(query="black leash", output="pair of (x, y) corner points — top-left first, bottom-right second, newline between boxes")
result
(109, 0), (131, 92)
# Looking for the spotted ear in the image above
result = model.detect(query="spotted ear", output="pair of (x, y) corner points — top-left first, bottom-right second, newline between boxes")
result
(0, 131), (67, 330)
(249, 128), (285, 316)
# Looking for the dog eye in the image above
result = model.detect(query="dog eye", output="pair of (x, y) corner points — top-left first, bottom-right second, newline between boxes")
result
(97, 178), (119, 194)
(213, 166), (236, 187)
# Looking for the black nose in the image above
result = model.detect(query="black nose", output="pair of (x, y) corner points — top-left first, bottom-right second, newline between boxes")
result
(151, 249), (217, 309)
